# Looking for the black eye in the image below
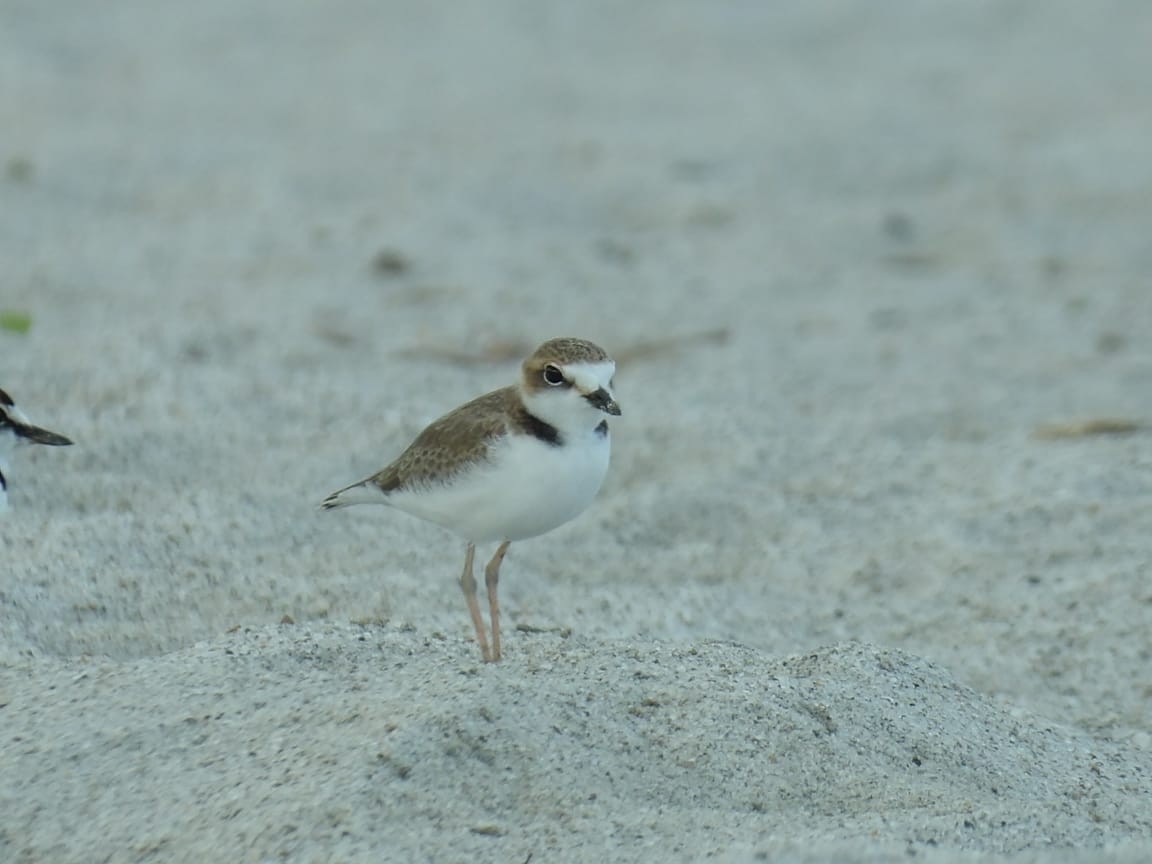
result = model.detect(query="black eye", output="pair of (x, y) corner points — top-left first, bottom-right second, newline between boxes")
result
(543, 365), (565, 386)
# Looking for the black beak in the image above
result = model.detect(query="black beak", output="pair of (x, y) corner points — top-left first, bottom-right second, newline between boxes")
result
(14, 423), (73, 446)
(584, 387), (621, 416)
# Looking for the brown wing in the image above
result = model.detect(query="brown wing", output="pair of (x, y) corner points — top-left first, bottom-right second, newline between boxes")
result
(370, 387), (516, 493)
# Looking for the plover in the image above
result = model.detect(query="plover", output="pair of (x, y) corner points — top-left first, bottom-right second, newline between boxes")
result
(321, 337), (621, 662)
(0, 388), (73, 512)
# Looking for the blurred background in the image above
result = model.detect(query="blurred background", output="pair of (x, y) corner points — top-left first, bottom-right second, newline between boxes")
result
(2, 0), (1151, 744)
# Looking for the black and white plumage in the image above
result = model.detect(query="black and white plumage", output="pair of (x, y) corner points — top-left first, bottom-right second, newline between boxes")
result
(0, 388), (73, 512)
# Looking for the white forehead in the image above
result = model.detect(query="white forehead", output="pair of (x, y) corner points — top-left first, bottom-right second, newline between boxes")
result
(564, 360), (615, 393)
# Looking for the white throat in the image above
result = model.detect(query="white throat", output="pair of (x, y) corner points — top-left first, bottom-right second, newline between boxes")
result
(520, 360), (616, 436)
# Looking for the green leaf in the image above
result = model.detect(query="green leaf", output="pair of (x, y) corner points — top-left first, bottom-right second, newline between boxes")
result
(0, 310), (33, 333)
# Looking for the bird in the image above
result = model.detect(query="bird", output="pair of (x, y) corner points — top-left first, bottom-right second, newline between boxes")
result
(0, 387), (74, 512)
(321, 337), (620, 662)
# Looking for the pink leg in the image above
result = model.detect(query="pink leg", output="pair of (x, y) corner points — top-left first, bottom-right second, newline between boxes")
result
(459, 543), (491, 662)
(484, 541), (511, 662)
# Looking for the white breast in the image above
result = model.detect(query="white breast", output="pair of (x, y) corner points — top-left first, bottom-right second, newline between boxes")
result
(0, 437), (12, 513)
(387, 427), (611, 543)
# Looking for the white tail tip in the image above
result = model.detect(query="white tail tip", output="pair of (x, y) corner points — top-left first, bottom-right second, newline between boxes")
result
(319, 480), (386, 511)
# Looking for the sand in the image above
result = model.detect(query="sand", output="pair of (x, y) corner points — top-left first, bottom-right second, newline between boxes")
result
(2, 1), (1151, 861)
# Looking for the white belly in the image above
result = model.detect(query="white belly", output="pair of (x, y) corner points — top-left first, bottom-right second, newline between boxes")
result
(0, 448), (10, 513)
(387, 429), (611, 543)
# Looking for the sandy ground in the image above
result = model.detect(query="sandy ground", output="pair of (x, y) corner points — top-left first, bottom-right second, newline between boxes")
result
(3, 1), (1152, 861)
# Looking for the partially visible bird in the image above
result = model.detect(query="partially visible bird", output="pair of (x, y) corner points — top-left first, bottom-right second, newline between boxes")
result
(0, 387), (73, 512)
